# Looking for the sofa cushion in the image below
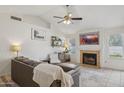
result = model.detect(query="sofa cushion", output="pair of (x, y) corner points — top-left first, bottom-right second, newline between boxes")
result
(14, 56), (41, 67)
(24, 61), (41, 67)
(58, 63), (80, 72)
(64, 54), (70, 62)
(50, 53), (61, 63)
(58, 53), (70, 62)
(58, 53), (65, 62)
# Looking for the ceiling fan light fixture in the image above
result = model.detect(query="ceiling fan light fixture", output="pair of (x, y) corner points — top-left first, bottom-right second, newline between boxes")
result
(63, 20), (66, 24)
(67, 20), (71, 24)
(69, 13), (72, 17)
(63, 20), (71, 24)
(53, 5), (83, 24)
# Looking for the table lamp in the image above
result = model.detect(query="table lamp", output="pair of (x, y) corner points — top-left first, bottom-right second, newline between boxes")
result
(11, 44), (21, 57)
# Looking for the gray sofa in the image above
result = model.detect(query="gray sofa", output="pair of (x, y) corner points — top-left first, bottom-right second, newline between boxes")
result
(11, 56), (80, 87)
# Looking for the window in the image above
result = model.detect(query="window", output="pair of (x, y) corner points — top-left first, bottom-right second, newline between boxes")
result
(69, 38), (76, 54)
(109, 34), (124, 58)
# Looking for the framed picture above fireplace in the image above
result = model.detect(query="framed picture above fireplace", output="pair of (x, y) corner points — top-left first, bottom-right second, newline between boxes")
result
(79, 32), (99, 45)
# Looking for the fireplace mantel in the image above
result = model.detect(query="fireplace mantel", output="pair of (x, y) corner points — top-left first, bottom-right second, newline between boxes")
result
(80, 50), (100, 68)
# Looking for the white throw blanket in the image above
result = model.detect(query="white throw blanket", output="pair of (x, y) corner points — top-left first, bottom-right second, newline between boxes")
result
(33, 63), (74, 87)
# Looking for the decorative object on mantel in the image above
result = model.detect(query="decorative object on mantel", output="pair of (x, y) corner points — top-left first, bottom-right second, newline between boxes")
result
(31, 27), (46, 41)
(80, 32), (99, 45)
(10, 43), (21, 57)
(51, 36), (64, 47)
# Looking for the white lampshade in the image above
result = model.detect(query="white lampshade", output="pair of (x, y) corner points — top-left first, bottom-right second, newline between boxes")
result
(11, 44), (21, 52)
(64, 41), (68, 48)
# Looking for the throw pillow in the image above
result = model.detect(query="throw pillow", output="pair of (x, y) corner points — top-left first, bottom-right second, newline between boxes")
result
(50, 53), (61, 63)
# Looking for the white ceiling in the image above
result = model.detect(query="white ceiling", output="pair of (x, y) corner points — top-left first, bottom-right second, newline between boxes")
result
(0, 5), (124, 34)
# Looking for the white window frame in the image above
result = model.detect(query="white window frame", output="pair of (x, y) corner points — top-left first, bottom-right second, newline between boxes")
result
(108, 34), (124, 59)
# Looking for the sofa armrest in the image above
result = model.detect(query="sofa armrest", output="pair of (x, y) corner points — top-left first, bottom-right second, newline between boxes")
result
(11, 59), (39, 87)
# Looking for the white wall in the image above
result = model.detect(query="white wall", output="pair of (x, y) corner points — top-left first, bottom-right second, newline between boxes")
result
(0, 14), (64, 76)
(23, 15), (50, 28)
(69, 27), (124, 70)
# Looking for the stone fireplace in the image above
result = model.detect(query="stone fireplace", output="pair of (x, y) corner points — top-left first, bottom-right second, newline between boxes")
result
(80, 50), (100, 68)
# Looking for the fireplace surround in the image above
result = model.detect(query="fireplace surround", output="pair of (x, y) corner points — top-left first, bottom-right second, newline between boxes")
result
(80, 50), (100, 68)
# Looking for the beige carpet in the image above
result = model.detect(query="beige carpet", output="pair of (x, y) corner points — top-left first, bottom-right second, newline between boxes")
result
(80, 67), (124, 87)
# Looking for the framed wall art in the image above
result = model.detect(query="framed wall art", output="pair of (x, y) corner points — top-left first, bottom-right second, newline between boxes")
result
(51, 36), (64, 47)
(79, 32), (99, 45)
(31, 27), (46, 41)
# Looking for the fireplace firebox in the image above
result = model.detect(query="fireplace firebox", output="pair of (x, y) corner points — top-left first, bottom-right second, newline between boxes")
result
(80, 50), (100, 68)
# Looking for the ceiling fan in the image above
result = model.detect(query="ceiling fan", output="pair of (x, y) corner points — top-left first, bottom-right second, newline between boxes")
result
(53, 5), (83, 25)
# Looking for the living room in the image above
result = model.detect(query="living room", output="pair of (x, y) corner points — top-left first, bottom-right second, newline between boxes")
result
(0, 4), (124, 88)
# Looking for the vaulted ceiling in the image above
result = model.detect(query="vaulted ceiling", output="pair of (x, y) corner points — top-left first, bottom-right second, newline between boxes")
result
(0, 5), (124, 34)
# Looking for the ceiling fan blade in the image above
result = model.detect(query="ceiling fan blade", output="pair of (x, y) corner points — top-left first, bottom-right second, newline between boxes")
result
(53, 16), (63, 19)
(71, 18), (83, 20)
(57, 20), (64, 23)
